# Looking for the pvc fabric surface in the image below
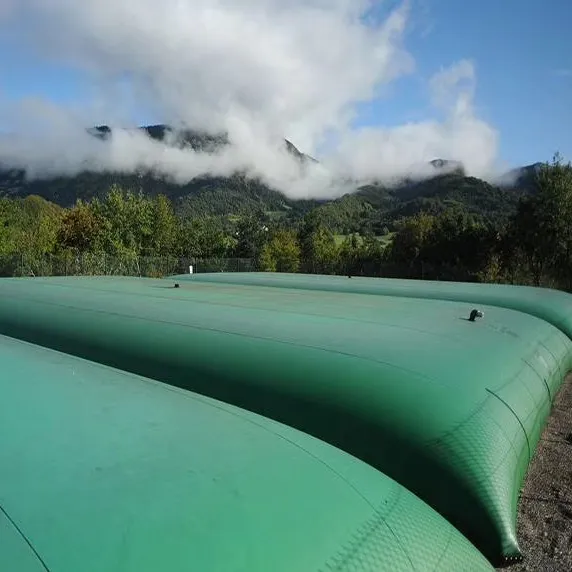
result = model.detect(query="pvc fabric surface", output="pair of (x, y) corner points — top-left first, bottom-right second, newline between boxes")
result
(0, 334), (493, 572)
(0, 275), (570, 565)
(172, 272), (572, 341)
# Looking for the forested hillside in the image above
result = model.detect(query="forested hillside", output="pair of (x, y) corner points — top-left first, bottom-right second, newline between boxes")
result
(0, 124), (538, 230)
(309, 170), (532, 235)
(0, 125), (306, 215)
(0, 153), (569, 291)
(1, 122), (559, 288)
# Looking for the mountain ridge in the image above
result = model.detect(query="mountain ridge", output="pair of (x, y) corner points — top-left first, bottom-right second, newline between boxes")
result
(0, 123), (540, 232)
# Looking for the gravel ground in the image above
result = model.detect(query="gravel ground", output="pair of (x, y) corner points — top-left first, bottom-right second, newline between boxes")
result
(497, 376), (572, 572)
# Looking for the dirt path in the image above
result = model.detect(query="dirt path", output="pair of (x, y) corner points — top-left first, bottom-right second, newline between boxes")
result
(497, 376), (572, 571)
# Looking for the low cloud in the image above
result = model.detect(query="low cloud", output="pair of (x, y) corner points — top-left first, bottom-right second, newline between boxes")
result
(0, 0), (501, 198)
(333, 59), (498, 182)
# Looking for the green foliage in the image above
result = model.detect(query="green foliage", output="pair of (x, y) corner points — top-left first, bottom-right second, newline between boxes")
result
(297, 211), (338, 274)
(504, 153), (572, 287)
(234, 213), (270, 260)
(4, 196), (62, 256)
(329, 231), (388, 276)
(309, 172), (526, 237)
(150, 195), (178, 256)
(90, 185), (155, 256)
(389, 213), (436, 264)
(337, 234), (364, 276)
(0, 198), (15, 255)
(1, 152), (532, 233)
(314, 194), (375, 234)
(178, 217), (231, 259)
(259, 229), (301, 273)
(57, 200), (103, 252)
(388, 207), (498, 281)
(0, 195), (63, 275)
(0, 152), (570, 288)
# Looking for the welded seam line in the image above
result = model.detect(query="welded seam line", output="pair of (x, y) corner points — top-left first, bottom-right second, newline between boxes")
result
(0, 503), (51, 572)
(485, 388), (531, 466)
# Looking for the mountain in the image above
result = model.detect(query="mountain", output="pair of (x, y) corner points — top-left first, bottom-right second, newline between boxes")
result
(89, 124), (317, 166)
(496, 162), (542, 193)
(0, 124), (319, 217)
(429, 158), (465, 175)
(88, 124), (229, 153)
(312, 166), (535, 234)
(0, 124), (540, 231)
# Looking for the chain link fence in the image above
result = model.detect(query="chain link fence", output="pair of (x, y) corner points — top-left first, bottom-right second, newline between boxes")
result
(0, 253), (260, 279)
(0, 252), (487, 283)
(187, 258), (257, 274)
(297, 259), (481, 282)
(0, 253), (182, 278)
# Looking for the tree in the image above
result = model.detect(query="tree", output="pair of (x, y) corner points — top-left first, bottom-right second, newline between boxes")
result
(57, 200), (102, 252)
(149, 194), (178, 256)
(425, 209), (489, 267)
(14, 196), (63, 256)
(360, 232), (385, 275)
(0, 195), (63, 275)
(388, 213), (436, 264)
(0, 198), (15, 256)
(91, 185), (154, 257)
(178, 217), (230, 259)
(259, 229), (301, 272)
(234, 213), (269, 260)
(338, 234), (361, 276)
(298, 211), (338, 273)
(507, 153), (572, 287)
(387, 207), (496, 281)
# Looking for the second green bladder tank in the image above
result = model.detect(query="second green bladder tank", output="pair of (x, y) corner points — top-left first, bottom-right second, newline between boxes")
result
(172, 271), (572, 341)
(0, 275), (569, 565)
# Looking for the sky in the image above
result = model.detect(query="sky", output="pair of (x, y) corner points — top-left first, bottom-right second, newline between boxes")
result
(0, 0), (570, 197)
(385, 0), (572, 167)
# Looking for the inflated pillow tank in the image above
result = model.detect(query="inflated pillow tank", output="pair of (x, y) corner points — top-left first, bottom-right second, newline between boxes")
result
(173, 271), (572, 340)
(0, 275), (570, 565)
(0, 335), (492, 572)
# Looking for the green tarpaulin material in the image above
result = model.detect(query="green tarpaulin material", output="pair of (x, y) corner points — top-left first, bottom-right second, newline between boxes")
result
(0, 335), (493, 572)
(172, 272), (572, 341)
(0, 276), (570, 565)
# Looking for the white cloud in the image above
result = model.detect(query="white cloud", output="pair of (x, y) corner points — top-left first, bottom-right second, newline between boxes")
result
(0, 0), (501, 197)
(430, 59), (476, 114)
(327, 59), (498, 181)
(4, 0), (413, 149)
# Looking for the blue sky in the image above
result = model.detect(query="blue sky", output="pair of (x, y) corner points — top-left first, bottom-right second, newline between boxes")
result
(0, 0), (570, 171)
(365, 0), (572, 166)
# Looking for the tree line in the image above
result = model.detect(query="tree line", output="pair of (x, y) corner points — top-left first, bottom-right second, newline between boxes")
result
(1, 154), (571, 289)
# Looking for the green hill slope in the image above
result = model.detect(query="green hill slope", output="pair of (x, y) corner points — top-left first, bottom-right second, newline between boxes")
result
(0, 124), (538, 229)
